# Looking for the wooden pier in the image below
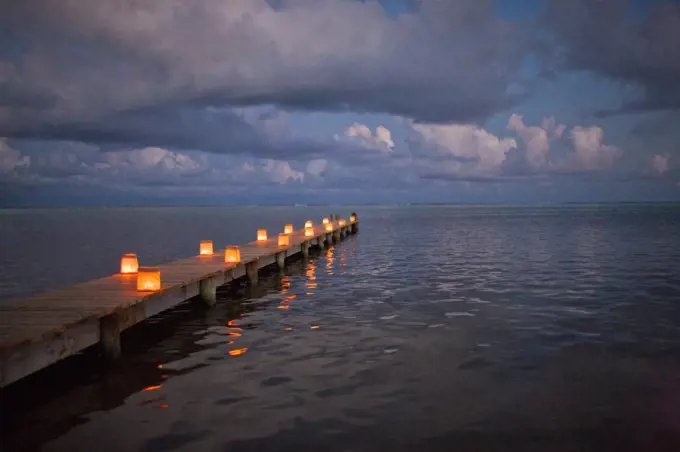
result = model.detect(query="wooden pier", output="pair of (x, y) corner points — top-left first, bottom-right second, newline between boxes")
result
(0, 217), (358, 387)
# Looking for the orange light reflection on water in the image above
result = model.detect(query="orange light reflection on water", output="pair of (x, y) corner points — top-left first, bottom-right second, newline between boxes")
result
(305, 259), (317, 294)
(227, 319), (243, 331)
(326, 246), (335, 275)
(142, 384), (162, 392)
(280, 275), (290, 295)
(228, 348), (248, 356)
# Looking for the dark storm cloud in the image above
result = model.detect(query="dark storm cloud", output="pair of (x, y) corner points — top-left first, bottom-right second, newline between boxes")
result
(544, 0), (680, 114)
(0, 0), (528, 145)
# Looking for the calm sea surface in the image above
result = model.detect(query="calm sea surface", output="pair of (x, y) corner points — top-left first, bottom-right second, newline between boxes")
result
(1, 205), (680, 451)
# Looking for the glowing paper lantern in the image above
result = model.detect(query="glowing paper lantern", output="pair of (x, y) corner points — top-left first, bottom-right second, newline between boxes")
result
(350, 215), (356, 222)
(278, 233), (290, 247)
(257, 229), (268, 241)
(304, 227), (314, 237)
(305, 220), (313, 228)
(284, 224), (294, 234)
(322, 217), (329, 224)
(325, 223), (333, 232)
(225, 246), (240, 263)
(137, 266), (161, 292)
(120, 253), (139, 274)
(199, 240), (213, 256)
(339, 219), (346, 227)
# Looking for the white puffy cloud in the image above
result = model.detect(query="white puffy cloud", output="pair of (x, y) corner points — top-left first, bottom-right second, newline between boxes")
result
(406, 121), (517, 178)
(506, 114), (571, 171)
(0, 113), (635, 196)
(568, 126), (622, 171)
(99, 147), (202, 172)
(306, 159), (328, 177)
(345, 123), (395, 151)
(260, 160), (304, 184)
(405, 114), (623, 181)
(0, 139), (31, 173)
(508, 114), (552, 169)
(651, 154), (670, 175)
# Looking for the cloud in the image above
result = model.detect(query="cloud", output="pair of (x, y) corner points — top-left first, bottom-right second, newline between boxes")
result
(652, 154), (670, 175)
(507, 114), (552, 170)
(0, 0), (528, 150)
(407, 120), (517, 179)
(0, 139), (31, 173)
(406, 114), (622, 182)
(0, 139), (315, 191)
(544, 0), (680, 114)
(568, 126), (622, 172)
(345, 123), (395, 151)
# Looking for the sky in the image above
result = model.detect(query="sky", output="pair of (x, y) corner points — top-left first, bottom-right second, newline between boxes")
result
(1, 0), (679, 206)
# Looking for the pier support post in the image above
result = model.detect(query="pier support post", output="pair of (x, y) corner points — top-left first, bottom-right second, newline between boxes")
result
(199, 277), (217, 307)
(100, 314), (121, 360)
(301, 241), (309, 258)
(275, 251), (285, 270)
(351, 223), (358, 234)
(333, 230), (341, 243)
(318, 235), (326, 250)
(246, 260), (259, 285)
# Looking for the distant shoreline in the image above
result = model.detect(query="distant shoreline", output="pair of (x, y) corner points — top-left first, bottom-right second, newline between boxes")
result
(1, 201), (680, 210)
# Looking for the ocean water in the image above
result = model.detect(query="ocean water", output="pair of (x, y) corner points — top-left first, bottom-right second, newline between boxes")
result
(1, 204), (680, 451)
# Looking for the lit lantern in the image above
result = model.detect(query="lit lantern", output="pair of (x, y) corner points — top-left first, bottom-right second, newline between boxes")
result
(325, 223), (333, 232)
(350, 215), (356, 222)
(305, 220), (313, 228)
(257, 229), (267, 241)
(199, 240), (213, 256)
(278, 233), (290, 247)
(284, 224), (294, 234)
(339, 219), (346, 227)
(322, 217), (329, 224)
(137, 266), (161, 292)
(304, 227), (314, 237)
(225, 246), (240, 263)
(120, 253), (139, 274)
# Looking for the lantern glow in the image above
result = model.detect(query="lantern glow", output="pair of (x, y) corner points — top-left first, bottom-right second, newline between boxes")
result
(257, 229), (268, 241)
(305, 220), (313, 228)
(322, 217), (329, 224)
(199, 240), (213, 256)
(350, 215), (356, 222)
(339, 219), (346, 227)
(284, 224), (294, 234)
(278, 233), (290, 247)
(304, 227), (314, 237)
(137, 267), (161, 292)
(225, 246), (240, 263)
(325, 223), (334, 232)
(120, 253), (139, 274)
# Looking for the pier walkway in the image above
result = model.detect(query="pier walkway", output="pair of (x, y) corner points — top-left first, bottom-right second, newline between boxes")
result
(0, 218), (358, 387)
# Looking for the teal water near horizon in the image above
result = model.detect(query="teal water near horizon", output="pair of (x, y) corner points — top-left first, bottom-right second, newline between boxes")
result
(1, 204), (680, 451)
